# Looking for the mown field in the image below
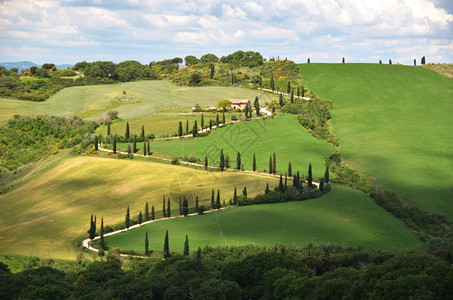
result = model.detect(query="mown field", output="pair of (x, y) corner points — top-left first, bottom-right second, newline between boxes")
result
(118, 114), (335, 180)
(105, 184), (421, 253)
(0, 80), (277, 123)
(300, 64), (453, 220)
(0, 154), (278, 259)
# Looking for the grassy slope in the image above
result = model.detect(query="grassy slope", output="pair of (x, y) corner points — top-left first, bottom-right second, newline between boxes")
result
(300, 63), (453, 220)
(122, 114), (335, 179)
(0, 155), (278, 259)
(106, 185), (421, 253)
(0, 80), (277, 123)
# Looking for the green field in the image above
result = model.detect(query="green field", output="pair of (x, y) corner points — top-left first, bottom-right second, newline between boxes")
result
(0, 154), (278, 259)
(121, 114), (335, 179)
(0, 80), (276, 123)
(300, 64), (453, 220)
(105, 185), (421, 253)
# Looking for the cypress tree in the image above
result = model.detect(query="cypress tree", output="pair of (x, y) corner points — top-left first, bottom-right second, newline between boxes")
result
(243, 187), (247, 198)
(145, 231), (149, 256)
(301, 85), (305, 97)
(201, 113), (204, 129)
(291, 89), (294, 103)
(147, 140), (150, 155)
(107, 123), (111, 136)
(252, 153), (256, 171)
(210, 64), (214, 79)
(195, 195), (199, 212)
(273, 152), (276, 174)
(138, 211), (143, 225)
(151, 205), (155, 220)
(164, 230), (170, 259)
(254, 96), (260, 116)
(127, 142), (131, 154)
(288, 162), (292, 177)
(307, 58), (310, 63)
(293, 175), (297, 187)
(163, 196), (166, 217)
(216, 114), (219, 127)
(225, 155), (230, 168)
(231, 72), (234, 85)
(192, 120), (198, 137)
(269, 156), (273, 174)
(379, 60), (382, 64)
(219, 149), (225, 170)
(179, 197), (182, 215)
(143, 141), (147, 156)
(141, 125), (145, 138)
(421, 56), (426, 65)
(244, 104), (249, 118)
(182, 196), (189, 216)
(89, 214), (95, 239)
(259, 75), (262, 86)
(278, 174), (283, 192)
(389, 59), (392, 65)
(297, 86), (300, 97)
(125, 122), (130, 139)
(324, 166), (330, 183)
(204, 155), (208, 169)
(279, 93), (283, 106)
(145, 202), (149, 221)
(342, 57), (345, 63)
(233, 187), (237, 205)
(248, 103), (252, 119)
(209, 119), (213, 129)
(178, 121), (183, 137)
(186, 119), (189, 134)
(319, 178), (325, 192)
(184, 235), (189, 256)
(270, 74), (274, 91)
(125, 205), (130, 229)
(167, 199), (171, 217)
(197, 247), (202, 259)
(296, 171), (300, 189)
(94, 135), (98, 150)
(308, 163), (313, 187)
(99, 217), (105, 250)
(133, 135), (137, 153)
(211, 189), (215, 209)
(265, 183), (269, 194)
(222, 111), (225, 124)
(113, 135), (117, 154)
(216, 189), (221, 209)
(414, 59), (416, 66)
(236, 152), (241, 170)
(287, 81), (291, 93)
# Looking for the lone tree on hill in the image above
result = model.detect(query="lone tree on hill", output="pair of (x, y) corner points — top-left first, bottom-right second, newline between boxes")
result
(178, 121), (183, 137)
(324, 166), (330, 183)
(113, 136), (117, 154)
(145, 231), (150, 256)
(219, 149), (225, 171)
(163, 196), (166, 217)
(125, 122), (130, 139)
(236, 152), (241, 170)
(138, 211), (143, 225)
(414, 59), (416, 66)
(307, 58), (310, 63)
(151, 205), (155, 220)
(164, 230), (170, 259)
(192, 120), (198, 137)
(107, 123), (111, 136)
(379, 60), (382, 64)
(389, 59), (392, 65)
(288, 161), (292, 177)
(184, 235), (189, 256)
(145, 203), (149, 220)
(99, 217), (105, 251)
(342, 57), (345, 63)
(308, 163), (313, 187)
(125, 206), (130, 229)
(182, 196), (189, 216)
(253, 153), (256, 171)
(141, 125), (145, 138)
(211, 189), (215, 209)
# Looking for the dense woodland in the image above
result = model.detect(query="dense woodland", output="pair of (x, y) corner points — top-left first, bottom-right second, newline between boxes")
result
(1, 245), (452, 299)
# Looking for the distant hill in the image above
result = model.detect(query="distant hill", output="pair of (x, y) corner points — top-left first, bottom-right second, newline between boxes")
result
(0, 61), (73, 71)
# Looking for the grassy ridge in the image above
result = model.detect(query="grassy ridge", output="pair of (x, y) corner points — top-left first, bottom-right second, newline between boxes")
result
(0, 80), (277, 123)
(0, 155), (278, 259)
(300, 63), (453, 220)
(105, 185), (421, 253)
(121, 114), (335, 179)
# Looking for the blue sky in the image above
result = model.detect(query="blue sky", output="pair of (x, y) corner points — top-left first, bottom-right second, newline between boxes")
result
(1, 0), (452, 65)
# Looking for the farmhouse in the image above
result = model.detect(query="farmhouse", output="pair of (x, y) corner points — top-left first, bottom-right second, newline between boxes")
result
(230, 99), (251, 110)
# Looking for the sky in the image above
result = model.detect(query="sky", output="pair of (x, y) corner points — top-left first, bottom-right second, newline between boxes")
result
(0, 0), (452, 65)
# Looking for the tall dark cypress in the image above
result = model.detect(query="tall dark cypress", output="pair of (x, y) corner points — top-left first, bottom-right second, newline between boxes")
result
(297, 86), (300, 97)
(179, 197), (182, 215)
(167, 199), (171, 217)
(270, 74), (274, 91)
(113, 135), (117, 154)
(291, 89), (294, 103)
(195, 195), (199, 212)
(211, 189), (215, 209)
(233, 187), (237, 205)
(301, 85), (305, 97)
(209, 119), (213, 129)
(236, 152), (241, 170)
(319, 178), (325, 192)
(147, 140), (150, 155)
(210, 64), (214, 79)
(99, 217), (105, 250)
(201, 113), (204, 129)
(342, 57), (345, 63)
(248, 103), (252, 119)
(216, 190), (221, 209)
(273, 152), (276, 174)
(141, 125), (145, 138)
(125, 122), (130, 139)
(125, 205), (130, 229)
(143, 141), (147, 156)
(265, 183), (270, 194)
(192, 120), (198, 137)
(308, 163), (313, 187)
(178, 121), (183, 137)
(107, 123), (111, 136)
(151, 205), (155, 220)
(269, 156), (273, 174)
(296, 171), (300, 189)
(254, 96), (260, 116)
(243, 187), (247, 198)
(252, 153), (256, 171)
(145, 231), (149, 256)
(225, 155), (230, 168)
(184, 235), (189, 256)
(182, 196), (189, 216)
(414, 59), (416, 66)
(244, 104), (249, 118)
(288, 161), (292, 177)
(421, 56), (426, 65)
(324, 166), (330, 183)
(287, 81), (291, 93)
(222, 111), (225, 124)
(204, 155), (208, 169)
(163, 196), (166, 217)
(278, 174), (283, 192)
(307, 58), (310, 63)
(279, 93), (283, 106)
(94, 136), (98, 150)
(186, 119), (189, 134)
(89, 214), (95, 239)
(284, 173), (287, 186)
(219, 149), (225, 171)
(216, 114), (219, 127)
(164, 230), (170, 259)
(389, 59), (392, 65)
(145, 202), (149, 221)
(138, 211), (143, 224)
